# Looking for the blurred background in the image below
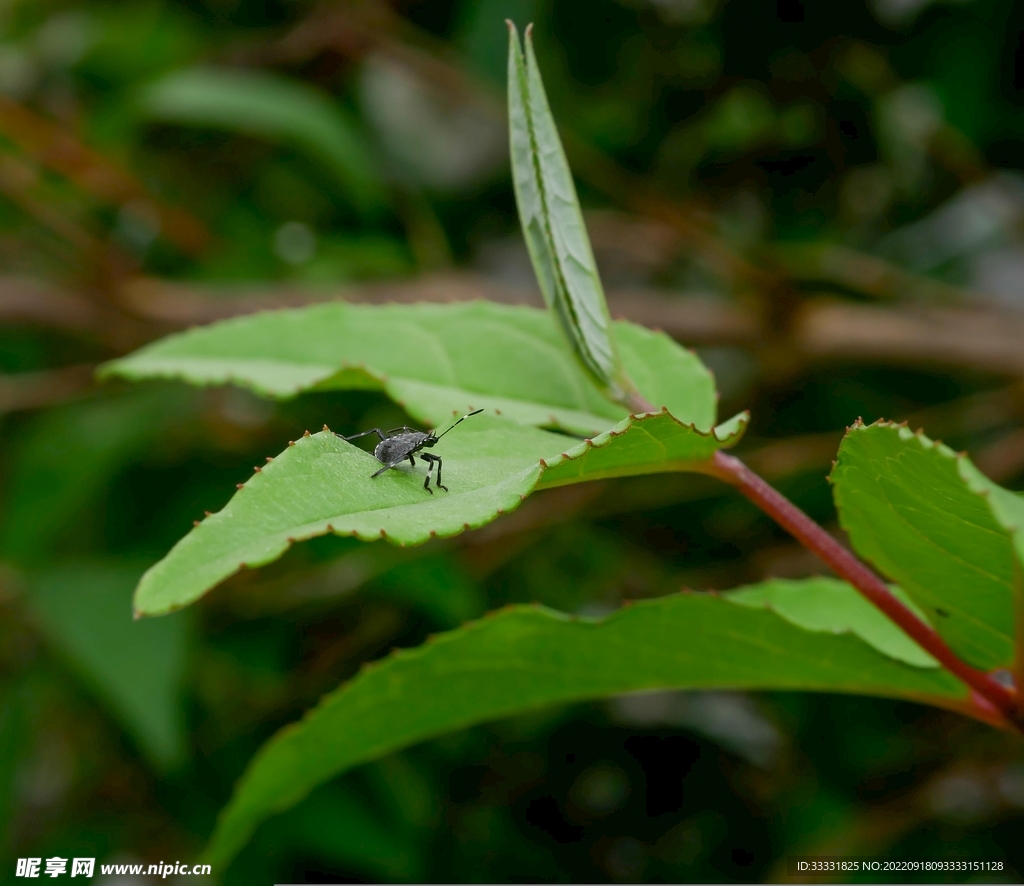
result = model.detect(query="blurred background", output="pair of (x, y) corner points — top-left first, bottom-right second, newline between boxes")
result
(1, 0), (1023, 882)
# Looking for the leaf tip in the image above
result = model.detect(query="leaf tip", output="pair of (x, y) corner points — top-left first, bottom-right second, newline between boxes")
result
(538, 458), (548, 467)
(322, 424), (330, 432)
(326, 523), (335, 532)
(236, 483), (244, 489)
(303, 429), (311, 437)
(288, 440), (295, 446)
(265, 456), (274, 462)
(204, 510), (212, 517)
(253, 466), (262, 473)
(462, 522), (471, 531)
(193, 520), (200, 526)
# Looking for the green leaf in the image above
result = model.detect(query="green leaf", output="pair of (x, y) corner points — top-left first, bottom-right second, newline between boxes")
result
(133, 412), (745, 617)
(202, 584), (966, 868)
(100, 301), (717, 436)
(831, 421), (1024, 671)
(140, 67), (386, 215)
(507, 23), (634, 403)
(536, 411), (745, 487)
(27, 562), (190, 768)
(726, 577), (937, 668)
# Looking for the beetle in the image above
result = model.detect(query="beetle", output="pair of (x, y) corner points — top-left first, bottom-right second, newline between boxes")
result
(337, 409), (484, 494)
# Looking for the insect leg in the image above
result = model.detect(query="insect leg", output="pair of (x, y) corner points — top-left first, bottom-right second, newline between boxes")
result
(369, 450), (432, 494)
(339, 428), (386, 443)
(433, 455), (448, 492)
(422, 453), (447, 492)
(417, 453), (440, 494)
(372, 460), (404, 478)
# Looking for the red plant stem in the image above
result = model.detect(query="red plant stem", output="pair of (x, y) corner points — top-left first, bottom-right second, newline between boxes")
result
(705, 449), (1024, 731)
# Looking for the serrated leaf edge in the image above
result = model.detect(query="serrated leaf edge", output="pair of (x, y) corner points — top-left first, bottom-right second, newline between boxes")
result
(830, 418), (1024, 555)
(830, 418), (1023, 672)
(99, 301), (666, 434)
(201, 593), (979, 868)
(134, 410), (748, 617)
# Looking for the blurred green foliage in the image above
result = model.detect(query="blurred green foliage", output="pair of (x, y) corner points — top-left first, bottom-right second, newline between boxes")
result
(1, 0), (1024, 883)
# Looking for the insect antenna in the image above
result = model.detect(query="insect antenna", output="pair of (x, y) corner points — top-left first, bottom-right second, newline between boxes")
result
(434, 408), (485, 440)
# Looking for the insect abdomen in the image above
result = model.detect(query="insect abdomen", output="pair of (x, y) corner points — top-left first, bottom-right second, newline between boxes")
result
(374, 433), (428, 463)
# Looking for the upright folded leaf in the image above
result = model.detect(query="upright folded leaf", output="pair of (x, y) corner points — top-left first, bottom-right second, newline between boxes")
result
(507, 23), (637, 407)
